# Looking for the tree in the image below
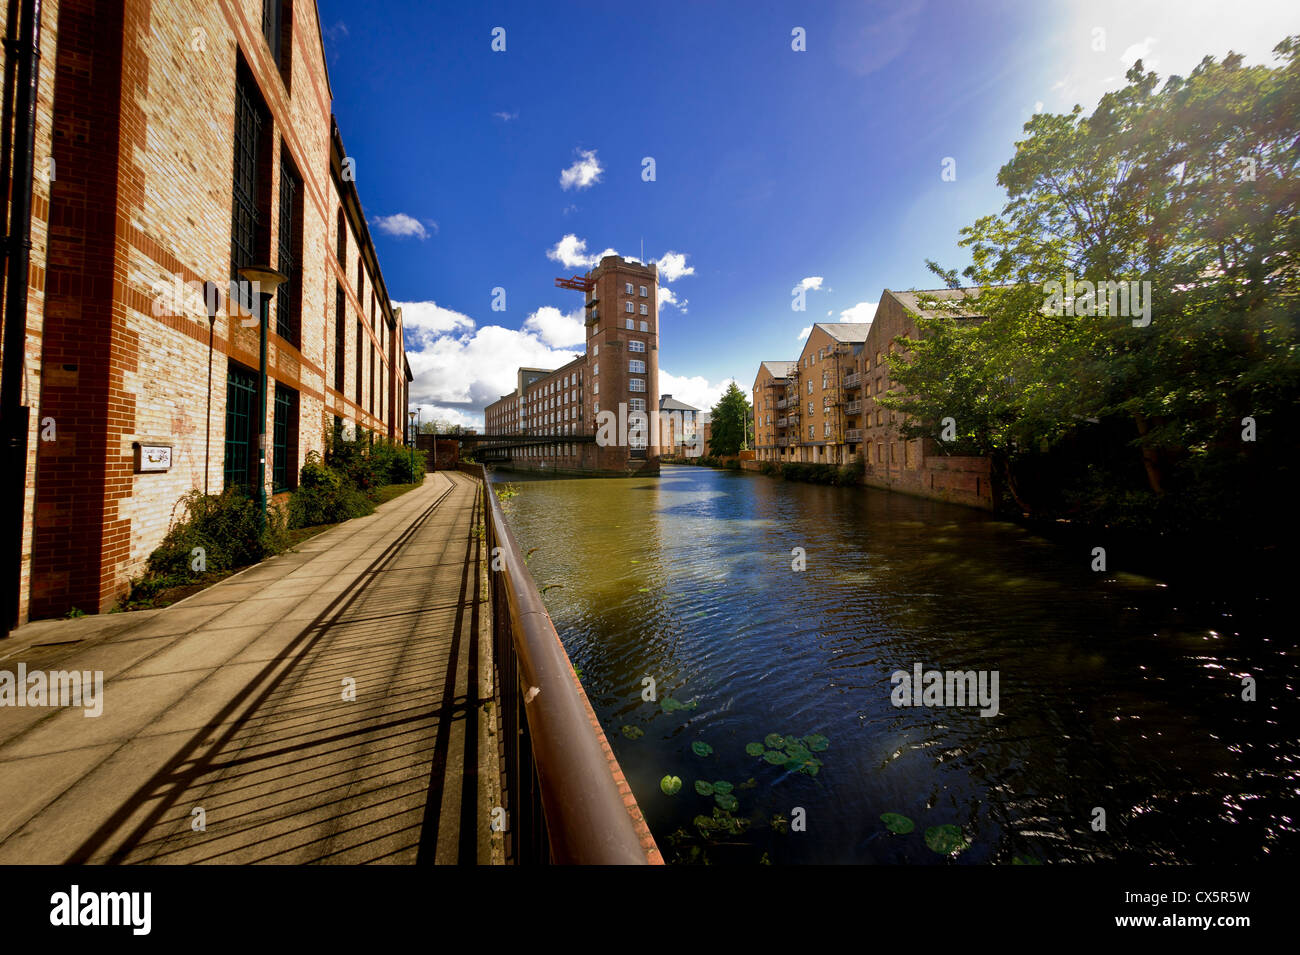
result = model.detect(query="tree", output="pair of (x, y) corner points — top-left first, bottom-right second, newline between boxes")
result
(881, 37), (1300, 537)
(708, 383), (751, 456)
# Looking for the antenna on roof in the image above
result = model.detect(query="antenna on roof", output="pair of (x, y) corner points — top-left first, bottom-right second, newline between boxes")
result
(640, 237), (644, 264)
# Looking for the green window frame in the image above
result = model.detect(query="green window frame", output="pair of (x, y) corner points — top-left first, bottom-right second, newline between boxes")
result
(224, 363), (258, 493)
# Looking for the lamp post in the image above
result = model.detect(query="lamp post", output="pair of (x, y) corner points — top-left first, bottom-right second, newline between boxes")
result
(236, 266), (287, 531)
(407, 410), (416, 478)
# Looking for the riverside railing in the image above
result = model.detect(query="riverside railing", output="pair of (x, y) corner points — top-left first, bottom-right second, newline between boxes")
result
(457, 462), (659, 864)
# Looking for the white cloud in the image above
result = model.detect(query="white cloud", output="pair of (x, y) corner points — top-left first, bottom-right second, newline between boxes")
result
(1119, 36), (1158, 69)
(493, 110), (519, 121)
(397, 301), (476, 340)
(658, 369), (735, 414)
(521, 306), (585, 347)
(795, 276), (824, 292)
(547, 233), (618, 270)
(839, 301), (878, 323)
(560, 148), (603, 191)
(373, 213), (434, 240)
(654, 251), (695, 282)
(658, 286), (688, 313)
(797, 325), (812, 340)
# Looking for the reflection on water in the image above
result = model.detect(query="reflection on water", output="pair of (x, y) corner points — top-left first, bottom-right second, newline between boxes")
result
(493, 465), (1296, 864)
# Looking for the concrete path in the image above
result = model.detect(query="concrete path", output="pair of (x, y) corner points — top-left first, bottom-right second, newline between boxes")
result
(0, 470), (500, 864)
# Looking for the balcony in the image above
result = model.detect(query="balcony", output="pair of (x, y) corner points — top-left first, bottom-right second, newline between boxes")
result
(776, 417), (787, 428)
(845, 399), (862, 414)
(846, 428), (863, 442)
(843, 372), (861, 389)
(777, 398), (787, 409)
(787, 411), (800, 423)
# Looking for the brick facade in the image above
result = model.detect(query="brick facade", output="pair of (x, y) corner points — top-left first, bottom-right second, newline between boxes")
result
(4, 0), (412, 622)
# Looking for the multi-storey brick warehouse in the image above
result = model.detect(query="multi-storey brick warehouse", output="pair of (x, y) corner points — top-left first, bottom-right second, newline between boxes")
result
(484, 255), (660, 476)
(0, 0), (413, 626)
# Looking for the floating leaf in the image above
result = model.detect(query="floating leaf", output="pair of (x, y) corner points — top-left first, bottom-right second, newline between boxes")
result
(712, 780), (734, 795)
(637, 587), (650, 593)
(694, 780), (714, 796)
(803, 734), (830, 752)
(744, 742), (765, 757)
(661, 697), (684, 713)
(620, 725), (644, 740)
(691, 741), (713, 758)
(1012, 855), (1043, 865)
(798, 761), (821, 776)
(771, 813), (789, 834)
(714, 793), (739, 812)
(924, 824), (970, 855)
(738, 777), (759, 791)
(763, 750), (787, 765)
(764, 733), (784, 749)
(660, 775), (682, 796)
(880, 812), (915, 834)
(783, 757), (804, 771)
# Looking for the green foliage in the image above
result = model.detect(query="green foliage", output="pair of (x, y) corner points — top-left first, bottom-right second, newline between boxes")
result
(694, 780), (715, 796)
(881, 812), (915, 834)
(660, 774), (683, 796)
(744, 742), (765, 757)
(691, 741), (714, 757)
(884, 39), (1300, 541)
(714, 792), (739, 812)
(145, 488), (289, 580)
(621, 725), (644, 740)
(778, 462), (858, 486)
(708, 383), (752, 456)
(288, 451), (374, 528)
(924, 824), (970, 856)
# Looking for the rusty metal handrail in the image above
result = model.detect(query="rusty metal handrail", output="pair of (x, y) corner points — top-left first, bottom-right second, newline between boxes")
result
(460, 462), (656, 864)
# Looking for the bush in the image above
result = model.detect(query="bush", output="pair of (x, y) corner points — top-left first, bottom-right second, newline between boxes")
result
(289, 451), (374, 528)
(370, 440), (426, 485)
(145, 487), (289, 579)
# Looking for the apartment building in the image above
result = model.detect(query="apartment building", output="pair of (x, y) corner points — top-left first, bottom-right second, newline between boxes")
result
(657, 394), (700, 457)
(753, 360), (796, 462)
(483, 255), (661, 476)
(0, 0), (412, 625)
(781, 323), (872, 466)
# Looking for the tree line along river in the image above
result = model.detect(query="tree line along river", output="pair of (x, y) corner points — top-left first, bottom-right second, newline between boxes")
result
(491, 464), (1294, 864)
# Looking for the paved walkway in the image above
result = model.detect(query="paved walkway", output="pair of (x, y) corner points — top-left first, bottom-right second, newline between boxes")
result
(0, 470), (499, 864)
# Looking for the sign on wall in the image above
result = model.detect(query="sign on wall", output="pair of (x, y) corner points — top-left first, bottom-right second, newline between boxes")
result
(133, 443), (172, 473)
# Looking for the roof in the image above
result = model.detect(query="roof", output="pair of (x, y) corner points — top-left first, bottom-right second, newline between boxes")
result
(888, 287), (984, 319)
(760, 360), (797, 378)
(816, 322), (872, 343)
(659, 395), (700, 412)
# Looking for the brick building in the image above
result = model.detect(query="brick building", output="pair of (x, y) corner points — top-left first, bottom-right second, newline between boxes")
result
(753, 360), (795, 462)
(483, 255), (660, 476)
(767, 323), (871, 466)
(657, 394), (700, 457)
(0, 0), (413, 626)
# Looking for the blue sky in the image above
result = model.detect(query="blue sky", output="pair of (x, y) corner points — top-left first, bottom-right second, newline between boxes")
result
(318, 0), (1298, 427)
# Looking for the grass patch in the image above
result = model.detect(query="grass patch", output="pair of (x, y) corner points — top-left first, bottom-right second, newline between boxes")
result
(374, 481), (422, 505)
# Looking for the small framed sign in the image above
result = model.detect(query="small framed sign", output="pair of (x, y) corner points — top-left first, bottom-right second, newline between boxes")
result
(133, 442), (172, 473)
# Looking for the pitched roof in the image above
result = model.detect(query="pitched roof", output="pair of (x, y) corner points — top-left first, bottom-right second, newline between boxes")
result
(888, 287), (984, 319)
(816, 322), (872, 343)
(659, 395), (700, 412)
(760, 360), (797, 378)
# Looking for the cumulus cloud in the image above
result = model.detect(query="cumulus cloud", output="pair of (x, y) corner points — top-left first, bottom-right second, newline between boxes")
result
(797, 325), (812, 340)
(658, 286), (688, 313)
(521, 306), (586, 347)
(493, 110), (519, 121)
(839, 301), (878, 323)
(658, 369), (735, 414)
(373, 213), (435, 240)
(547, 234), (619, 270)
(795, 276), (824, 292)
(654, 251), (695, 282)
(560, 148), (603, 191)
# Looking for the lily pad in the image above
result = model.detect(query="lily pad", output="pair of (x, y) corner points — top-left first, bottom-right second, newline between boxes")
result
(660, 775), (683, 796)
(712, 780), (734, 795)
(714, 793), (739, 812)
(620, 725), (644, 740)
(661, 697), (685, 713)
(694, 780), (715, 796)
(783, 757), (804, 771)
(744, 742), (765, 757)
(880, 812), (915, 834)
(738, 777), (759, 790)
(763, 750), (787, 765)
(764, 733), (784, 749)
(924, 824), (970, 856)
(691, 741), (714, 757)
(803, 734), (830, 752)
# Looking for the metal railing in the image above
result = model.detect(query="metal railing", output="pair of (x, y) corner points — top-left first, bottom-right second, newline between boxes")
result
(843, 372), (861, 388)
(458, 462), (657, 864)
(845, 399), (862, 414)
(846, 428), (863, 442)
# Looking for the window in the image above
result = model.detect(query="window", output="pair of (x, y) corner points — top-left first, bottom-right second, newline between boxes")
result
(357, 259), (364, 303)
(629, 398), (646, 411)
(369, 342), (375, 416)
(230, 68), (267, 281)
(807, 380), (813, 394)
(626, 318), (634, 330)
(334, 284), (345, 391)
(592, 344), (598, 357)
(276, 150), (302, 346)
(639, 321), (648, 332)
(639, 303), (648, 315)
(593, 363), (598, 376)
(809, 425), (814, 439)
(593, 382), (599, 394)
(629, 359), (645, 373)
(356, 318), (363, 405)
(336, 208), (346, 267)
(808, 401), (813, 415)
(262, 0), (291, 85)
(221, 363), (259, 500)
(628, 340), (645, 352)
(639, 285), (648, 297)
(625, 282), (634, 294)
(273, 382), (299, 492)
(823, 421), (831, 438)
(629, 378), (645, 392)
(625, 301), (634, 313)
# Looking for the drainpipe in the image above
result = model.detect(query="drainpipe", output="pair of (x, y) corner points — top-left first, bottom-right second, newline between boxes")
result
(0, 0), (43, 638)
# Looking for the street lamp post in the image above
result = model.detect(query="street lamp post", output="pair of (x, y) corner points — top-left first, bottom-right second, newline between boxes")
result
(237, 266), (287, 531)
(407, 410), (416, 478)
(203, 281), (221, 499)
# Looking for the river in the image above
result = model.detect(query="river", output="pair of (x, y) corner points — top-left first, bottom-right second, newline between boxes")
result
(491, 464), (1295, 864)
